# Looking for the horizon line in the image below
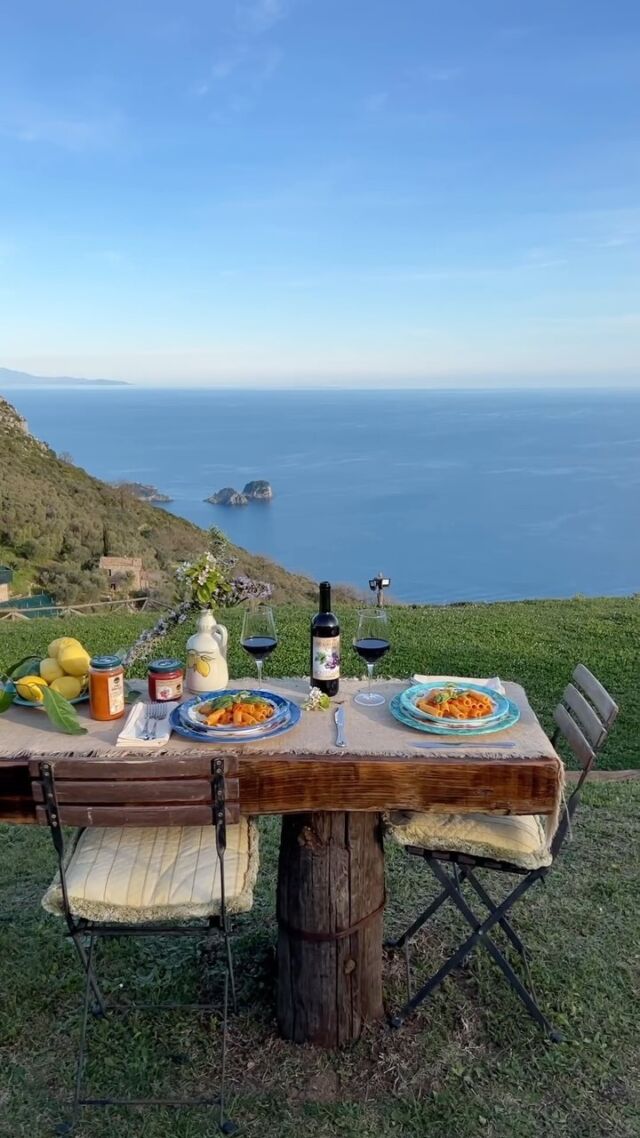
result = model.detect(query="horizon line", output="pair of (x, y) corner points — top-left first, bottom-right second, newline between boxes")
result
(2, 381), (640, 393)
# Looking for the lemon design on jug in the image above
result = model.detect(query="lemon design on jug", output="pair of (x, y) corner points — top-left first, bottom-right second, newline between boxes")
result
(185, 609), (229, 693)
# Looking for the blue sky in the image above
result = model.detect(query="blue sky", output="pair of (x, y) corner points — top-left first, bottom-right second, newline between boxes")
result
(1, 0), (639, 387)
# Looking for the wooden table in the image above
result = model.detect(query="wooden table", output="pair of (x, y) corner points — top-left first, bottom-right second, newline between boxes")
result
(0, 678), (563, 1048)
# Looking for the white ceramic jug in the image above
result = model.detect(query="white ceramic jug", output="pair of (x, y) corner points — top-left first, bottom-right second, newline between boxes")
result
(185, 609), (229, 693)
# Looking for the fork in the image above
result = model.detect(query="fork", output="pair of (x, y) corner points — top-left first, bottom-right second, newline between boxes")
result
(140, 702), (167, 740)
(148, 701), (170, 739)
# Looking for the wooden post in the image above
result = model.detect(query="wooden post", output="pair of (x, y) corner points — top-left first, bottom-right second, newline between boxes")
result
(276, 811), (385, 1047)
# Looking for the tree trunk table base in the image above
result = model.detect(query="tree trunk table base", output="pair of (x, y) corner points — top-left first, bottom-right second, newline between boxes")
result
(276, 811), (385, 1047)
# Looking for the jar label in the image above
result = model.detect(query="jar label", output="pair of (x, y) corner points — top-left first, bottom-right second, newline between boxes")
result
(154, 677), (183, 701)
(312, 636), (341, 680)
(107, 673), (125, 716)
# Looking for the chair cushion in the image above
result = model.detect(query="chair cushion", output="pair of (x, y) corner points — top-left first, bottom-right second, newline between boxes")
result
(387, 811), (552, 870)
(43, 820), (259, 924)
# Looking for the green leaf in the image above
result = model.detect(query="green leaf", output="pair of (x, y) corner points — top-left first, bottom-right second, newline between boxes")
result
(7, 656), (42, 680)
(41, 686), (87, 735)
(0, 684), (16, 714)
(201, 694), (235, 713)
(196, 585), (210, 605)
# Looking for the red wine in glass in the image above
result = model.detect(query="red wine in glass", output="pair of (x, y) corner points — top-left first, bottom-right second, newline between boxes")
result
(242, 636), (278, 661)
(353, 608), (389, 706)
(241, 605), (277, 687)
(353, 637), (390, 665)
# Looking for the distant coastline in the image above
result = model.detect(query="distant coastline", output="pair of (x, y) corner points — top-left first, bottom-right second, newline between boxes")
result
(0, 367), (129, 388)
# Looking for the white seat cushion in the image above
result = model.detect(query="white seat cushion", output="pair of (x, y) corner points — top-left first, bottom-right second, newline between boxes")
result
(43, 820), (259, 924)
(388, 811), (552, 870)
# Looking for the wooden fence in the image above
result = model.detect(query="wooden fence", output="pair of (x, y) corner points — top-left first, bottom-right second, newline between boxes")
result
(0, 596), (169, 622)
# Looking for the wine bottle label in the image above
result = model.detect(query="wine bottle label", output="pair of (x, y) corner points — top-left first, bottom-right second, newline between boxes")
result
(312, 636), (341, 680)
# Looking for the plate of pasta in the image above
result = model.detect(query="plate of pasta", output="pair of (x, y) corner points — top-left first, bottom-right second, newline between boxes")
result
(391, 687), (519, 737)
(400, 682), (510, 728)
(171, 688), (300, 744)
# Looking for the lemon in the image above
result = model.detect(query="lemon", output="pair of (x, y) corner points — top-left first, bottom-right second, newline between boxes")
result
(40, 657), (64, 683)
(16, 675), (48, 702)
(48, 636), (83, 660)
(50, 675), (83, 700)
(58, 644), (91, 678)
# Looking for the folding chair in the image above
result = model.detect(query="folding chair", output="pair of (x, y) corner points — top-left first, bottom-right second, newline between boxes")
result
(386, 664), (618, 1040)
(30, 752), (259, 1134)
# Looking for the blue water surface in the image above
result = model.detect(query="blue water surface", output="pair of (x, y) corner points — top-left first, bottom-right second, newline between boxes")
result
(5, 385), (640, 603)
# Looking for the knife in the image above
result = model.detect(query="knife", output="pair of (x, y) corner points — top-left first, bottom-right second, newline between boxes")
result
(411, 740), (516, 749)
(334, 706), (346, 748)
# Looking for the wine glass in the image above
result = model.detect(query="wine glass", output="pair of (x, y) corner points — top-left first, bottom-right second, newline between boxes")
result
(353, 608), (390, 706)
(241, 604), (278, 688)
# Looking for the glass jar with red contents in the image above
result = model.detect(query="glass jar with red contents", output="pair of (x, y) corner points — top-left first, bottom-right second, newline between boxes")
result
(148, 658), (184, 702)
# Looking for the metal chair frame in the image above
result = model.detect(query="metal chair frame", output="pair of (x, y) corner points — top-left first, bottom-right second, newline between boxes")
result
(33, 755), (240, 1136)
(386, 665), (618, 1040)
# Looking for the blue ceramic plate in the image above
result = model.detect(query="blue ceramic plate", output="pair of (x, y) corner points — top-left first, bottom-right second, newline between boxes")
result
(399, 682), (510, 727)
(390, 692), (520, 737)
(178, 706), (291, 741)
(180, 689), (290, 738)
(170, 697), (301, 744)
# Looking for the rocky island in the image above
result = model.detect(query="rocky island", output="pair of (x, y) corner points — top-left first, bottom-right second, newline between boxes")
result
(243, 480), (273, 500)
(207, 487), (249, 506)
(114, 481), (173, 503)
(206, 480), (273, 506)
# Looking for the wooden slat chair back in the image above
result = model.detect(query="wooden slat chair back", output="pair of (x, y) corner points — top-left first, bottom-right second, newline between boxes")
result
(550, 663), (618, 856)
(29, 753), (240, 830)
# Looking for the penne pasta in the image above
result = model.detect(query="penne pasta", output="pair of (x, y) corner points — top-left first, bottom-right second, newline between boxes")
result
(416, 688), (495, 720)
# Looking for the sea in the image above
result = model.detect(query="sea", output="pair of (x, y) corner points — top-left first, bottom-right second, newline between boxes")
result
(4, 385), (640, 604)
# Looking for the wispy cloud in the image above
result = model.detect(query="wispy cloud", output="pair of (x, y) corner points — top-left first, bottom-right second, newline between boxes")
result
(211, 49), (247, 80)
(235, 0), (288, 35)
(0, 105), (121, 151)
(418, 66), (463, 82)
(361, 64), (462, 122)
(522, 246), (568, 269)
(362, 91), (389, 113)
(192, 0), (289, 108)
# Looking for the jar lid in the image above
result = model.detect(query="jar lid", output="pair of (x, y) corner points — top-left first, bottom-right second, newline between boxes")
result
(149, 658), (183, 673)
(90, 654), (123, 670)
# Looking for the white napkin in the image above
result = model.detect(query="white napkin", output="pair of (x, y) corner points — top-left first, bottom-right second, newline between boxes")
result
(116, 700), (178, 748)
(411, 674), (505, 694)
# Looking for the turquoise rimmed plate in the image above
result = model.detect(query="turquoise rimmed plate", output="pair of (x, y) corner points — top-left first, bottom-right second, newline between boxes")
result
(400, 681), (510, 727)
(390, 692), (520, 737)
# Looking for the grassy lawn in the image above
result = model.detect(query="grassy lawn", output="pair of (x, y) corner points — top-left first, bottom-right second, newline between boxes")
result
(1, 596), (637, 769)
(0, 781), (639, 1137)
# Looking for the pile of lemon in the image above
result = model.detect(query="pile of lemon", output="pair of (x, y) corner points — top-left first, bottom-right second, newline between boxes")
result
(17, 638), (91, 703)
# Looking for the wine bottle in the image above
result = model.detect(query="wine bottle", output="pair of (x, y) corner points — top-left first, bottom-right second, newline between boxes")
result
(310, 581), (340, 696)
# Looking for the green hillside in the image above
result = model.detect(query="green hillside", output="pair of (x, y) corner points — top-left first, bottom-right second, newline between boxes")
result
(0, 395), (337, 605)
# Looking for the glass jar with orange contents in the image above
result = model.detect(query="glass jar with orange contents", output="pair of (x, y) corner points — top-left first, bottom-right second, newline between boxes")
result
(89, 655), (126, 721)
